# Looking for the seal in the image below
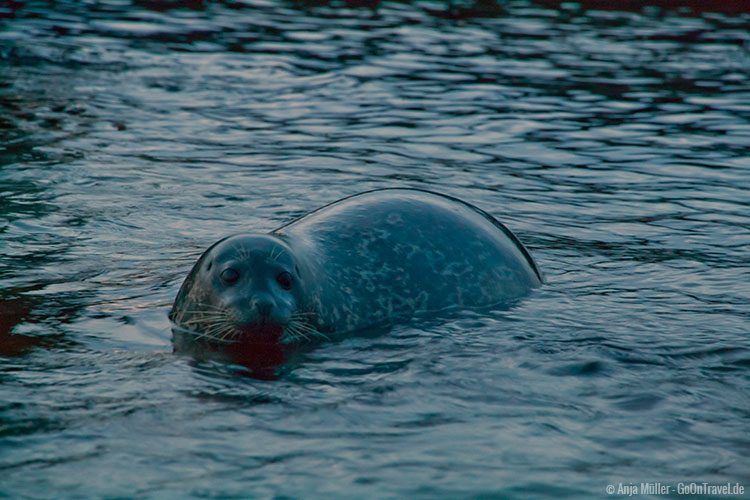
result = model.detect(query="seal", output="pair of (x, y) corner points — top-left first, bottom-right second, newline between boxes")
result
(169, 188), (542, 366)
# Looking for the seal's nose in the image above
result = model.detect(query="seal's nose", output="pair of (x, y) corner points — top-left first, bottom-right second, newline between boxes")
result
(255, 299), (273, 317)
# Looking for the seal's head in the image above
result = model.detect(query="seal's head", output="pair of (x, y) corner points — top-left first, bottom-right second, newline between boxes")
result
(170, 234), (319, 348)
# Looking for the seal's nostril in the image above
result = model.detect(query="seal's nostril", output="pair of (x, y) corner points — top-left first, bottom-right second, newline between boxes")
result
(256, 302), (273, 317)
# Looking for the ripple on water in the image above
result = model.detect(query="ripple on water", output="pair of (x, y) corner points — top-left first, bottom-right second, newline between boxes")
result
(1, 0), (749, 497)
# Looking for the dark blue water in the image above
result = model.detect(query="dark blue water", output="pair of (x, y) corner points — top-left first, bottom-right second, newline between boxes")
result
(1, 1), (749, 497)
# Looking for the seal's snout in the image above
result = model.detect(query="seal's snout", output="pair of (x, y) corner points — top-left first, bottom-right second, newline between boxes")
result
(255, 299), (273, 317)
(232, 294), (286, 343)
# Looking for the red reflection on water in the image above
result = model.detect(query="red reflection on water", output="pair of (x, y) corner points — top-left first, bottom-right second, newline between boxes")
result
(0, 297), (44, 357)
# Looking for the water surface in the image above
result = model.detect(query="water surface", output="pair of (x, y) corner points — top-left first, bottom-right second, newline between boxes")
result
(1, 0), (749, 497)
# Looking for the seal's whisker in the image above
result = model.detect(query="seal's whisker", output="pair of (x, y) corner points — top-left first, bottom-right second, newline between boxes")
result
(291, 323), (316, 336)
(307, 329), (329, 341)
(290, 318), (319, 331)
(285, 324), (310, 343)
(181, 317), (229, 327)
(181, 313), (228, 323)
(191, 323), (225, 341)
(294, 326), (312, 342)
(297, 320), (320, 331)
(180, 309), (228, 316)
(174, 324), (225, 344)
(291, 310), (316, 317)
(217, 325), (239, 343)
(189, 320), (237, 343)
(285, 318), (328, 343)
(193, 328), (236, 344)
(280, 329), (296, 344)
(180, 317), (228, 328)
(183, 303), (228, 312)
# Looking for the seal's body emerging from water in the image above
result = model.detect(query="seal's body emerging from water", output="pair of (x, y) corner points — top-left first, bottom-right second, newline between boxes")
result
(170, 189), (542, 365)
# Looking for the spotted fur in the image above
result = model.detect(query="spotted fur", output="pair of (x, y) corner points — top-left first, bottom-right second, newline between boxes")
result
(170, 189), (542, 349)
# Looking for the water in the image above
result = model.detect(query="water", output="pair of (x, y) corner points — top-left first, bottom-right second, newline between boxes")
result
(1, 0), (749, 497)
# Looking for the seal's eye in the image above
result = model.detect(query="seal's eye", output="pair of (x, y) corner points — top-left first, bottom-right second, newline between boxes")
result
(276, 271), (293, 290)
(220, 268), (239, 284)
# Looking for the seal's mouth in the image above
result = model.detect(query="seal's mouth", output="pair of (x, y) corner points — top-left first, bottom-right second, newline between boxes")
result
(170, 319), (289, 375)
(235, 321), (284, 345)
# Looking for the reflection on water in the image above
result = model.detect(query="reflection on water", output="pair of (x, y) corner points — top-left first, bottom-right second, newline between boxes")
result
(1, 0), (749, 497)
